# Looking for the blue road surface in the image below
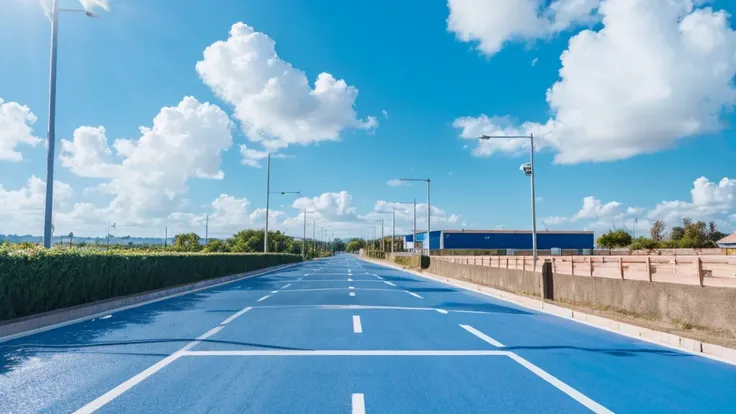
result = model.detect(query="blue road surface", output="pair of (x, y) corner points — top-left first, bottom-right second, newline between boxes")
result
(2, 256), (736, 413)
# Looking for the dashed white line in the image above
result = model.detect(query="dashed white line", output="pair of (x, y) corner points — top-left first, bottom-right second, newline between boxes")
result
(280, 284), (291, 289)
(353, 315), (363, 333)
(349, 286), (355, 290)
(405, 291), (423, 299)
(434, 309), (448, 314)
(352, 393), (366, 414)
(257, 295), (271, 302)
(220, 307), (252, 325)
(383, 281), (397, 287)
(271, 290), (279, 294)
(348, 278), (353, 281)
(349, 292), (356, 297)
(459, 324), (505, 347)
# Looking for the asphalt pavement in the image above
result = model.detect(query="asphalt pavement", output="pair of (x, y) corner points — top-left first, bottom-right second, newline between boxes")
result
(2, 255), (735, 413)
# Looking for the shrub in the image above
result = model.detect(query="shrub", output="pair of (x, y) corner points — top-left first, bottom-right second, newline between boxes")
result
(629, 237), (658, 251)
(0, 250), (301, 321)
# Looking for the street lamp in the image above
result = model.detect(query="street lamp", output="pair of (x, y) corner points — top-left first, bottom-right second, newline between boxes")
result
(43, 0), (99, 248)
(391, 200), (415, 252)
(374, 211), (394, 253)
(264, 174), (300, 253)
(478, 134), (538, 269)
(302, 209), (316, 258)
(399, 178), (431, 254)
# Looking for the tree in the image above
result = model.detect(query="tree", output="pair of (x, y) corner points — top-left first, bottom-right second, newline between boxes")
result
(630, 237), (658, 251)
(173, 233), (202, 252)
(332, 238), (346, 252)
(345, 238), (366, 253)
(706, 221), (727, 244)
(596, 229), (633, 248)
(650, 220), (666, 242)
(670, 226), (685, 242)
(203, 239), (230, 253)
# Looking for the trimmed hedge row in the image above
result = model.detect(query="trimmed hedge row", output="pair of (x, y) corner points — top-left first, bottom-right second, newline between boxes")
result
(0, 249), (301, 321)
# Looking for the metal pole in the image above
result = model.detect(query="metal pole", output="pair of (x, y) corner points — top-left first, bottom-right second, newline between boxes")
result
(392, 206), (395, 254)
(427, 179), (431, 255)
(302, 210), (306, 258)
(312, 219), (316, 254)
(413, 198), (417, 254)
(530, 134), (538, 271)
(205, 214), (209, 245)
(164, 226), (168, 247)
(43, 0), (60, 249)
(264, 153), (271, 253)
(381, 218), (384, 251)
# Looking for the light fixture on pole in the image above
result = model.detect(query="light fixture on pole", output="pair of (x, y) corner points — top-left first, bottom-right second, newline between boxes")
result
(478, 134), (538, 270)
(43, 1), (99, 248)
(398, 178), (431, 254)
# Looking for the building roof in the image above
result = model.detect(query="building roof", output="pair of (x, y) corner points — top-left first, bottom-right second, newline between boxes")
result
(717, 232), (736, 246)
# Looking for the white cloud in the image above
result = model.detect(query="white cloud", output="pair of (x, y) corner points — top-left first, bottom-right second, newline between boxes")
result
(240, 144), (269, 168)
(382, 109), (389, 119)
(0, 98), (41, 161)
(0, 176), (74, 234)
(78, 0), (109, 11)
(574, 196), (622, 220)
(447, 0), (600, 57)
(369, 201), (462, 230)
(544, 216), (569, 225)
(292, 191), (358, 221)
(531, 58), (539, 66)
(650, 176), (736, 223)
(60, 96), (233, 221)
(196, 22), (376, 153)
(386, 179), (405, 187)
(455, 0), (736, 164)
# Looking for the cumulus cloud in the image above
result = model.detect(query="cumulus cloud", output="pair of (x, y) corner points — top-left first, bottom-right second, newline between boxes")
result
(544, 216), (569, 226)
(196, 22), (376, 153)
(60, 96), (233, 220)
(292, 191), (358, 221)
(455, 0), (736, 164)
(0, 176), (74, 234)
(447, 0), (600, 57)
(78, 0), (109, 11)
(368, 201), (462, 230)
(240, 144), (269, 168)
(386, 179), (405, 187)
(574, 196), (622, 220)
(0, 98), (42, 161)
(649, 176), (736, 222)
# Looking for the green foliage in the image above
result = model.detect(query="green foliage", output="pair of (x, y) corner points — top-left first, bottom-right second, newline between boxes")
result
(0, 250), (301, 321)
(670, 226), (685, 241)
(345, 238), (366, 253)
(666, 217), (717, 248)
(650, 220), (666, 242)
(596, 230), (633, 248)
(203, 239), (230, 253)
(629, 237), (658, 251)
(173, 233), (202, 252)
(332, 238), (346, 252)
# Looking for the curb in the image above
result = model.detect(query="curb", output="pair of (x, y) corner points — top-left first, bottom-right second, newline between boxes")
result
(362, 257), (736, 366)
(0, 261), (303, 343)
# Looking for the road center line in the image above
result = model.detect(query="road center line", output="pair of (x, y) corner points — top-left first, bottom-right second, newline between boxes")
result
(405, 291), (423, 299)
(460, 324), (505, 347)
(220, 307), (252, 325)
(353, 315), (363, 333)
(280, 284), (291, 289)
(384, 281), (397, 287)
(352, 393), (366, 414)
(257, 295), (271, 302)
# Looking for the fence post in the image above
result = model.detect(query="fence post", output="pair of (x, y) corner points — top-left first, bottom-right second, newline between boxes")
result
(523, 256), (526, 272)
(619, 257), (625, 280)
(646, 257), (652, 282)
(542, 261), (554, 300)
(589, 257), (594, 277)
(571, 257), (575, 276)
(697, 257), (704, 287)
(506, 257), (509, 269)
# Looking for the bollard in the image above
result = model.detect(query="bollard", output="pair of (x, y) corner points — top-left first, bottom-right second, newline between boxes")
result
(542, 261), (554, 300)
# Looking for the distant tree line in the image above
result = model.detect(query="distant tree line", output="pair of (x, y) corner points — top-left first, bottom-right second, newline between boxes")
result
(597, 218), (728, 249)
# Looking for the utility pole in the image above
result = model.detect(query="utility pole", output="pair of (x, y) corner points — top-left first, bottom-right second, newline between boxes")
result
(264, 153), (271, 253)
(302, 210), (307, 258)
(204, 214), (209, 245)
(164, 226), (168, 247)
(413, 198), (417, 253)
(392, 205), (395, 254)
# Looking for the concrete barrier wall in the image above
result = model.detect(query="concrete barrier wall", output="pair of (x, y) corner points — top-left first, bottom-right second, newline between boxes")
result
(426, 258), (736, 337)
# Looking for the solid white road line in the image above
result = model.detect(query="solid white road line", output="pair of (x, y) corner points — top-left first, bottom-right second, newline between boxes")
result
(384, 281), (397, 287)
(182, 350), (508, 356)
(280, 284), (291, 289)
(74, 326), (225, 413)
(459, 325), (505, 347)
(353, 315), (363, 333)
(350, 292), (356, 297)
(257, 295), (271, 302)
(220, 307), (252, 325)
(506, 353), (614, 414)
(405, 291), (423, 299)
(352, 393), (366, 414)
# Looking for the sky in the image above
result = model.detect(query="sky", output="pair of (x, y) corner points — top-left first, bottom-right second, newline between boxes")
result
(0, 0), (735, 241)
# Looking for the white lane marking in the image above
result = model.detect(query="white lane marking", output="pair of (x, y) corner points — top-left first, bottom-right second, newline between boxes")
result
(375, 276), (383, 280)
(280, 284), (292, 289)
(405, 291), (423, 299)
(257, 295), (271, 302)
(434, 309), (448, 314)
(352, 393), (366, 414)
(384, 281), (397, 287)
(353, 315), (363, 333)
(74, 326), (224, 413)
(297, 277), (303, 281)
(349, 292), (356, 297)
(220, 307), (252, 325)
(506, 353), (614, 414)
(271, 290), (279, 294)
(304, 273), (310, 276)
(99, 315), (112, 320)
(182, 350), (508, 356)
(459, 325), (505, 347)
(348, 278), (353, 281)
(349, 286), (355, 290)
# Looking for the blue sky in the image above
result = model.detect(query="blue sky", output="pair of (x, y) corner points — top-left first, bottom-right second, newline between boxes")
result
(1, 0), (735, 239)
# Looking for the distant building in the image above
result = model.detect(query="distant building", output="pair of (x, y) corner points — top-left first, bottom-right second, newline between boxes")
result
(717, 232), (736, 248)
(405, 229), (594, 251)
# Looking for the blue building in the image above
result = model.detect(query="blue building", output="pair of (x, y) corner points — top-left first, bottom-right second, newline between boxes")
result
(407, 230), (594, 251)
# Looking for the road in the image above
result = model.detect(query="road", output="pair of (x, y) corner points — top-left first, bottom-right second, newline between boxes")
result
(1, 256), (735, 413)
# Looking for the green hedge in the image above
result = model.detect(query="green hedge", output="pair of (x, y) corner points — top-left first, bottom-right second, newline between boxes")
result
(0, 249), (301, 321)
(394, 255), (430, 269)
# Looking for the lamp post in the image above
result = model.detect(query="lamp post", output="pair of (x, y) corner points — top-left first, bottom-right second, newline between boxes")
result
(302, 209), (316, 258)
(478, 134), (538, 269)
(399, 178), (431, 254)
(375, 211), (394, 253)
(43, 1), (98, 248)
(390, 201), (414, 252)
(264, 182), (300, 252)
